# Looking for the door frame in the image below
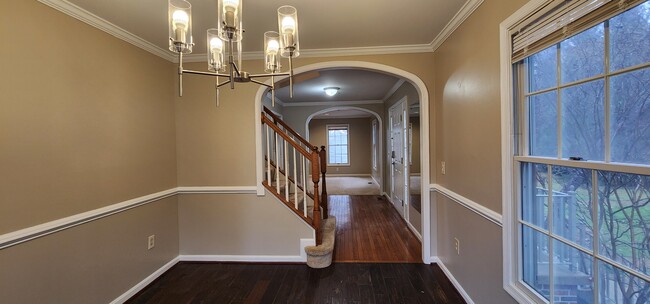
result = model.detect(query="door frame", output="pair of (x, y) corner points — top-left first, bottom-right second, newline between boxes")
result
(254, 61), (433, 264)
(388, 97), (409, 222)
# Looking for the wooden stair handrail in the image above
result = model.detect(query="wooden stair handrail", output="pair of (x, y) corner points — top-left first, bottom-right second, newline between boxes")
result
(263, 106), (317, 151)
(262, 115), (311, 158)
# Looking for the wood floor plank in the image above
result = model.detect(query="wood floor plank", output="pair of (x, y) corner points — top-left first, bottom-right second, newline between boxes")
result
(330, 195), (421, 263)
(127, 263), (466, 304)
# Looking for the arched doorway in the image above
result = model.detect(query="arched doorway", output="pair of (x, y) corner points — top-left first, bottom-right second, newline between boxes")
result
(254, 61), (432, 263)
(304, 106), (384, 193)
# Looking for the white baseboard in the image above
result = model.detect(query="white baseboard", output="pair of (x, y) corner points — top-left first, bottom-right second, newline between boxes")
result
(407, 221), (423, 242)
(111, 256), (179, 304)
(300, 238), (316, 261)
(431, 256), (475, 304)
(326, 174), (372, 177)
(179, 254), (306, 263)
(371, 175), (380, 186)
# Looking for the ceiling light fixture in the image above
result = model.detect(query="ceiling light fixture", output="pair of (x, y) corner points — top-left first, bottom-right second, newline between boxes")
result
(324, 87), (340, 97)
(168, 0), (300, 107)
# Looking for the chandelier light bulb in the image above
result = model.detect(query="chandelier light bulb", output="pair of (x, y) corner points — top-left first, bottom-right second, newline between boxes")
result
(223, 0), (240, 28)
(267, 39), (280, 55)
(281, 16), (296, 34)
(210, 37), (223, 52)
(172, 10), (189, 42)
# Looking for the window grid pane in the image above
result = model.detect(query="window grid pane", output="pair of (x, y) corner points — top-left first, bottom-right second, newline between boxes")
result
(328, 127), (349, 165)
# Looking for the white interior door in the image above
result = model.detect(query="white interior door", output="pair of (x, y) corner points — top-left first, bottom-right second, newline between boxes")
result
(389, 99), (408, 220)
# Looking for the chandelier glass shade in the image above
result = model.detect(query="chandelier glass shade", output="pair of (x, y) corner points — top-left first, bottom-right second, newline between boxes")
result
(168, 0), (300, 106)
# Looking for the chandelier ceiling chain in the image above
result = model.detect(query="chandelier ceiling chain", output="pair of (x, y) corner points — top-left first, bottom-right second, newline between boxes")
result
(168, 0), (300, 107)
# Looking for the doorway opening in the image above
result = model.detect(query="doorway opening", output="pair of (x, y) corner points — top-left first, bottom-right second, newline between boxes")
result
(254, 61), (432, 263)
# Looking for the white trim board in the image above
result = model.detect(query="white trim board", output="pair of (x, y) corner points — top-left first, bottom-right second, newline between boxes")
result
(0, 186), (258, 250)
(0, 188), (177, 250)
(326, 174), (372, 177)
(177, 186), (258, 194)
(283, 100), (384, 107)
(430, 0), (484, 52)
(179, 254), (306, 263)
(430, 184), (503, 227)
(431, 257), (476, 304)
(111, 257), (179, 304)
(38, 0), (483, 63)
(499, 1), (559, 303)
(383, 79), (407, 101)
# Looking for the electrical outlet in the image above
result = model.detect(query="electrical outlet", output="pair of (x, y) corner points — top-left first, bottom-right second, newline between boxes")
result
(147, 235), (155, 250)
(441, 161), (446, 175)
(454, 237), (460, 255)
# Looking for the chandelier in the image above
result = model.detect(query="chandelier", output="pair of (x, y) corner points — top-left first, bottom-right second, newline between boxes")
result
(168, 0), (300, 106)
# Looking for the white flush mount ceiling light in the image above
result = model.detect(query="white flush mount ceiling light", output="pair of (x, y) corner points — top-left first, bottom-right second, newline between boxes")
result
(168, 0), (301, 107)
(324, 87), (340, 96)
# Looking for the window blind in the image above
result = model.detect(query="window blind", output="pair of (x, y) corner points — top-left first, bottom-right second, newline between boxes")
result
(511, 0), (645, 62)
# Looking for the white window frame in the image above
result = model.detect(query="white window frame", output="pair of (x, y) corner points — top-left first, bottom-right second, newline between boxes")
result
(327, 124), (350, 166)
(501, 1), (650, 303)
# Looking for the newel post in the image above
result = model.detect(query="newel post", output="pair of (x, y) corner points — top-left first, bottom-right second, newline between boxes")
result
(311, 149), (322, 245)
(319, 145), (328, 219)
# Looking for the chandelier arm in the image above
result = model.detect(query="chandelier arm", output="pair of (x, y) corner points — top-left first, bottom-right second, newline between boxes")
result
(289, 55), (294, 98)
(178, 52), (183, 97)
(248, 72), (290, 79)
(182, 69), (229, 77)
(272, 75), (275, 107)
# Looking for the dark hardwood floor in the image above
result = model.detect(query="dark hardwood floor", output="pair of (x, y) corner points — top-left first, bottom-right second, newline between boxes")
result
(330, 195), (422, 263)
(126, 262), (466, 304)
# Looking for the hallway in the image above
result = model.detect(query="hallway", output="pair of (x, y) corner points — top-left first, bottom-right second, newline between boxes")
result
(330, 195), (422, 263)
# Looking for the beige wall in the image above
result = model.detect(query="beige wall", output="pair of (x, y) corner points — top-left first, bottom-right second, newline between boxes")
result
(410, 116), (422, 175)
(308, 117), (373, 175)
(432, 0), (527, 302)
(179, 192), (313, 256)
(1, 1), (177, 233)
(0, 1), (179, 302)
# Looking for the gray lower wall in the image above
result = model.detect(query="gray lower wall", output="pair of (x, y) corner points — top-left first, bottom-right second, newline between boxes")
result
(0, 197), (179, 304)
(434, 192), (516, 304)
(179, 192), (313, 256)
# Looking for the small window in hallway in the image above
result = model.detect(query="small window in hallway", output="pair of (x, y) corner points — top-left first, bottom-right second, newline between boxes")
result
(327, 125), (350, 165)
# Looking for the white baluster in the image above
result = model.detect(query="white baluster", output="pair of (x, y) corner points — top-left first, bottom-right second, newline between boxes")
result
(266, 125), (271, 184)
(302, 155), (307, 217)
(284, 140), (289, 201)
(275, 133), (280, 194)
(293, 148), (298, 209)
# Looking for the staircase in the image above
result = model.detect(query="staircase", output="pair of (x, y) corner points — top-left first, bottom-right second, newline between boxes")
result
(261, 107), (335, 267)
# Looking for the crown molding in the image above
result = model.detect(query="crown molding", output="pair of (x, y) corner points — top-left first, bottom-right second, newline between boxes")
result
(179, 43), (435, 63)
(429, 0), (485, 52)
(382, 79), (407, 101)
(37, 0), (176, 62)
(39, 0), (483, 63)
(311, 114), (374, 120)
(282, 100), (384, 107)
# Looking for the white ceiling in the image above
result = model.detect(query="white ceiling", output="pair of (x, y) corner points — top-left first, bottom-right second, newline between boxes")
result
(64, 0), (468, 54)
(275, 69), (400, 103)
(51, 0), (472, 105)
(312, 109), (373, 120)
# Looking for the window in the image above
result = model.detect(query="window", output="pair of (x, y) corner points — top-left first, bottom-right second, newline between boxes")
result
(507, 1), (650, 303)
(327, 125), (349, 165)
